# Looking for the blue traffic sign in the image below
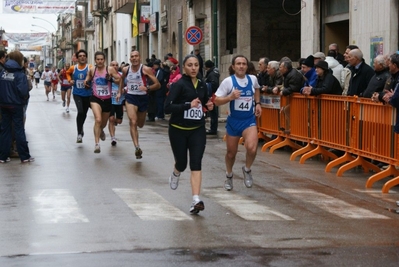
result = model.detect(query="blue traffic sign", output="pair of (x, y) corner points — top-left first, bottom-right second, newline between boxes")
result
(185, 26), (203, 45)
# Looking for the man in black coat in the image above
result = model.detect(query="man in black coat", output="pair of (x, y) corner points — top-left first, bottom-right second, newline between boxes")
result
(301, 60), (342, 96)
(194, 49), (204, 79)
(257, 57), (270, 88)
(153, 60), (167, 120)
(347, 49), (374, 96)
(276, 59), (304, 133)
(329, 43), (346, 67)
(363, 55), (390, 98)
(204, 60), (220, 135)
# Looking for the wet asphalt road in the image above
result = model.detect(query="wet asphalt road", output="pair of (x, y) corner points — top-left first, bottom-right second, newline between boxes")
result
(0, 84), (398, 266)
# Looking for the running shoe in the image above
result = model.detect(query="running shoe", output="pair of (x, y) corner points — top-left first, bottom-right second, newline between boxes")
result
(76, 134), (83, 143)
(242, 166), (253, 188)
(0, 157), (11, 163)
(94, 144), (101, 153)
(189, 200), (205, 214)
(66, 107), (69, 113)
(100, 130), (106, 141)
(111, 137), (117, 146)
(169, 172), (180, 190)
(62, 101), (66, 107)
(21, 157), (35, 163)
(53, 95), (55, 100)
(135, 148), (142, 159)
(224, 175), (233, 191)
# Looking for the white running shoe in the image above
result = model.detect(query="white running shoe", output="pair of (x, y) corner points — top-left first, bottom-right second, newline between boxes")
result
(94, 144), (101, 153)
(66, 107), (69, 113)
(189, 200), (204, 214)
(169, 172), (180, 190)
(242, 166), (253, 188)
(224, 176), (233, 191)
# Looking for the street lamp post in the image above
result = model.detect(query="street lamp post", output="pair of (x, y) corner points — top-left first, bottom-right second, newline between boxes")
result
(32, 16), (57, 32)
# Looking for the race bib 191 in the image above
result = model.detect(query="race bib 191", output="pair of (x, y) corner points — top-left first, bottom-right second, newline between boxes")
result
(76, 79), (85, 89)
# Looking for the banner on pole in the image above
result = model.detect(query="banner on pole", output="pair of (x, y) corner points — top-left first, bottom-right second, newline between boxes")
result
(3, 0), (75, 14)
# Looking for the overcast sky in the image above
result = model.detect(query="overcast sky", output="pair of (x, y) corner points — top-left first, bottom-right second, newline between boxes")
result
(0, 4), (59, 34)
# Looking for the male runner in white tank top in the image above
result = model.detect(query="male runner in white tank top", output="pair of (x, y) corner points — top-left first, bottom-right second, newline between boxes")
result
(118, 50), (160, 159)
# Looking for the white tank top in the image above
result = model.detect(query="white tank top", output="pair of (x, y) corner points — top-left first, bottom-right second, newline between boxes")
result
(126, 64), (146, 96)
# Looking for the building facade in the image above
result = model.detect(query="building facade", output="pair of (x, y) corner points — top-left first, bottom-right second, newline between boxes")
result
(51, 0), (398, 76)
(301, 0), (399, 64)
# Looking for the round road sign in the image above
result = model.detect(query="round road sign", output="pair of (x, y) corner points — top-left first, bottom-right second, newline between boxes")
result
(185, 26), (203, 45)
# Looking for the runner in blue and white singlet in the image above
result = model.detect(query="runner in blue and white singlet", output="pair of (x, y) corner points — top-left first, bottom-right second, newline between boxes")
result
(65, 49), (93, 143)
(214, 55), (262, 191)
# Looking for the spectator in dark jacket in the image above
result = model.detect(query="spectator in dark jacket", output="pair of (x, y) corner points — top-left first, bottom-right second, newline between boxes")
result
(347, 49), (374, 96)
(204, 60), (220, 135)
(363, 55), (390, 98)
(279, 59), (304, 96)
(0, 50), (6, 72)
(278, 58), (304, 133)
(301, 60), (342, 96)
(153, 60), (167, 120)
(373, 53), (399, 133)
(194, 49), (204, 78)
(329, 43), (346, 67)
(0, 51), (34, 163)
(263, 61), (283, 94)
(257, 57), (270, 88)
(300, 55), (318, 92)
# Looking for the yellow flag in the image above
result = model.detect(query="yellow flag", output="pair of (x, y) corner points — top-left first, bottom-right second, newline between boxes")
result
(132, 2), (138, 37)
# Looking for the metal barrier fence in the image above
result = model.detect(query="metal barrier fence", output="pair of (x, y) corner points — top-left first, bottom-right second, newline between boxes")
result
(258, 93), (399, 193)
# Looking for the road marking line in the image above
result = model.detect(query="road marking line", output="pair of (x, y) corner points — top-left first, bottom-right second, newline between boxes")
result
(279, 189), (390, 219)
(355, 189), (397, 194)
(202, 188), (294, 221)
(31, 189), (89, 224)
(113, 188), (192, 221)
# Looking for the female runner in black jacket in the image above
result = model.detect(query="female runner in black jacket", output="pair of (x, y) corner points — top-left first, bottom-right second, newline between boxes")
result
(164, 54), (214, 214)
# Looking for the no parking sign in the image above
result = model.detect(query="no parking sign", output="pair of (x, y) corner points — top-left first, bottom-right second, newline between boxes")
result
(185, 26), (203, 45)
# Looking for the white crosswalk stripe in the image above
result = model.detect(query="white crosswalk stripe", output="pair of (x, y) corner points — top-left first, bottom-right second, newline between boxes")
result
(31, 189), (89, 224)
(113, 188), (192, 221)
(30, 188), (392, 224)
(279, 189), (390, 219)
(203, 188), (294, 221)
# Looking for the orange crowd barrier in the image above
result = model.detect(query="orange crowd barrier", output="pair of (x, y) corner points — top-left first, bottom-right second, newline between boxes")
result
(257, 93), (399, 193)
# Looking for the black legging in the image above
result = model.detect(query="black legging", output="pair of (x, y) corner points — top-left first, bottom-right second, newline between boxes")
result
(73, 94), (91, 135)
(168, 125), (206, 172)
